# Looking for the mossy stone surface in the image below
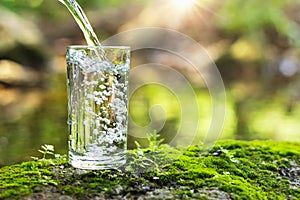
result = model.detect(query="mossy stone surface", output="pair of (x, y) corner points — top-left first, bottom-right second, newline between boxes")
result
(0, 140), (300, 199)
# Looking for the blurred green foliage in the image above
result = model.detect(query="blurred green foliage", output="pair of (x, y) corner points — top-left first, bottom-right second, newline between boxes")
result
(218, 0), (300, 47)
(0, 0), (143, 20)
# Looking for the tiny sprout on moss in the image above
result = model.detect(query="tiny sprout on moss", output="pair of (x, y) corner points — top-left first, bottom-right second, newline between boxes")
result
(32, 144), (55, 160)
(125, 131), (165, 173)
(147, 130), (165, 151)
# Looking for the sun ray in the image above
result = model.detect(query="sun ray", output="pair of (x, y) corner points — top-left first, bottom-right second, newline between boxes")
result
(171, 0), (197, 12)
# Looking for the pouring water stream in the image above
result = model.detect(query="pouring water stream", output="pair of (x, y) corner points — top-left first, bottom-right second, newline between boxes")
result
(58, 0), (101, 46)
(58, 0), (108, 62)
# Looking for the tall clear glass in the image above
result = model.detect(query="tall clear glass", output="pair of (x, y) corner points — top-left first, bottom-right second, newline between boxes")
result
(66, 46), (130, 170)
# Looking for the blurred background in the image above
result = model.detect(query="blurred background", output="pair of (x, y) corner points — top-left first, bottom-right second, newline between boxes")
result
(0, 0), (300, 166)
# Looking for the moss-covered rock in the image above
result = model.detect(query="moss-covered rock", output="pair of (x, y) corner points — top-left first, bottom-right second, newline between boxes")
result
(0, 140), (300, 199)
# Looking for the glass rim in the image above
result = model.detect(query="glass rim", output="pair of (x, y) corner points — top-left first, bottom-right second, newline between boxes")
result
(67, 45), (130, 50)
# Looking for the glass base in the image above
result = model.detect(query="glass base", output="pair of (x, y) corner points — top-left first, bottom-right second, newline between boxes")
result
(69, 151), (126, 170)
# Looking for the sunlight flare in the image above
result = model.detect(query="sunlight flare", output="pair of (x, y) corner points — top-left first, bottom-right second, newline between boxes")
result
(171, 0), (197, 12)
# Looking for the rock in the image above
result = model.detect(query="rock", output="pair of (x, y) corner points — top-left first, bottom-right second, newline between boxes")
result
(0, 60), (40, 86)
(0, 59), (45, 121)
(0, 140), (300, 199)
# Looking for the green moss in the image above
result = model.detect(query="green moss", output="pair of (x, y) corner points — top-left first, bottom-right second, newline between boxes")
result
(0, 140), (300, 199)
(149, 140), (300, 199)
(62, 185), (85, 195)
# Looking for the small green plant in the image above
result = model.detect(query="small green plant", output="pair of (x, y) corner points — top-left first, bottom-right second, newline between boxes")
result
(147, 130), (166, 151)
(126, 141), (159, 174)
(31, 144), (55, 160)
(15, 144), (60, 189)
(126, 131), (167, 174)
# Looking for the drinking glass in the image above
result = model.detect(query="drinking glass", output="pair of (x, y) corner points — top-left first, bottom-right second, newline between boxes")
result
(66, 46), (130, 169)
